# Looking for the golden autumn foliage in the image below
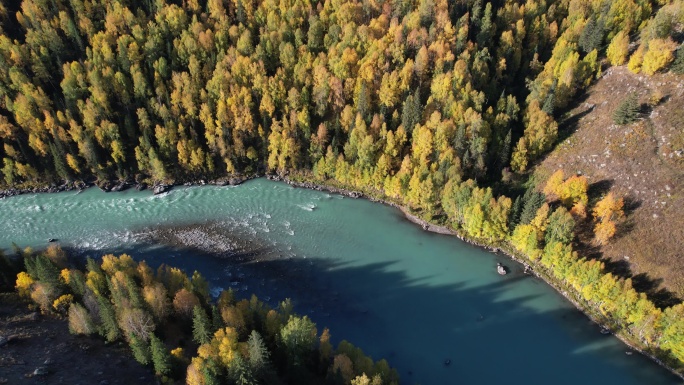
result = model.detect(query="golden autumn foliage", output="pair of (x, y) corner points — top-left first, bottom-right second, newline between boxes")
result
(607, 31), (630, 66)
(52, 294), (74, 313)
(592, 193), (625, 245)
(172, 288), (200, 318)
(543, 170), (589, 210)
(628, 45), (646, 73)
(15, 271), (34, 298)
(641, 38), (678, 75)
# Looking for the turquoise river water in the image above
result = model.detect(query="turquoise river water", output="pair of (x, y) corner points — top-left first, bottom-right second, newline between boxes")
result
(0, 178), (680, 384)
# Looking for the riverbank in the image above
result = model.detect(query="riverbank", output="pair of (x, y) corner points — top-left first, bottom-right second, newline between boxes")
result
(1, 173), (682, 380)
(0, 174), (257, 199)
(274, 172), (684, 381)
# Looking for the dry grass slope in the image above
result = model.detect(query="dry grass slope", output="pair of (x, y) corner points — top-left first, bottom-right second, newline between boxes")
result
(535, 66), (684, 302)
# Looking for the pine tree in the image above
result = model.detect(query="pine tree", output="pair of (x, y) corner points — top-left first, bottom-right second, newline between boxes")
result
(97, 296), (120, 342)
(247, 330), (270, 372)
(192, 305), (212, 345)
(509, 195), (523, 228)
(401, 90), (422, 133)
(579, 17), (604, 54)
(519, 190), (546, 225)
(130, 334), (151, 365)
(500, 129), (512, 168)
(613, 93), (640, 125)
(211, 304), (223, 332)
(150, 333), (172, 375)
(34, 254), (61, 290)
(542, 82), (557, 116)
(673, 48), (684, 74)
(228, 355), (258, 385)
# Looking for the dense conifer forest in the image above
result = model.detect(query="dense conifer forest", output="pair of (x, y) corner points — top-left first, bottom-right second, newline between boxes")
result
(0, 0), (683, 379)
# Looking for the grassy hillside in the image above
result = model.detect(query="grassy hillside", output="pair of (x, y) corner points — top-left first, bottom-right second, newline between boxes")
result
(535, 66), (684, 301)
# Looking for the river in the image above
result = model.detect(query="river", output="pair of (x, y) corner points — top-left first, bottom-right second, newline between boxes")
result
(0, 178), (679, 384)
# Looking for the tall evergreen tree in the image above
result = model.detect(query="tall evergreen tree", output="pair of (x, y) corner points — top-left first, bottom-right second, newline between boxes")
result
(613, 93), (640, 125)
(519, 189), (546, 225)
(150, 333), (172, 375)
(192, 305), (212, 345)
(129, 334), (151, 365)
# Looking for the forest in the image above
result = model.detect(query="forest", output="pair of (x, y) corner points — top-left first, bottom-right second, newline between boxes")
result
(4, 247), (398, 385)
(0, 0), (682, 378)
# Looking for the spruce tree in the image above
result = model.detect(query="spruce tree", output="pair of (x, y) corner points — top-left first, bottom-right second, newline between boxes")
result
(509, 195), (523, 228)
(672, 48), (684, 74)
(201, 358), (222, 385)
(613, 93), (640, 125)
(125, 276), (144, 309)
(579, 17), (604, 54)
(97, 297), (121, 342)
(34, 254), (61, 290)
(130, 334), (151, 365)
(519, 190), (546, 225)
(211, 304), (223, 332)
(150, 333), (172, 375)
(247, 330), (270, 372)
(192, 306), (212, 345)
(498, 129), (512, 171)
(542, 81), (557, 116)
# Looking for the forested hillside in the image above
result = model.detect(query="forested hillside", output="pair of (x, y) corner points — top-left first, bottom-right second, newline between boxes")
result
(1, 0), (684, 378)
(0, 0), (678, 187)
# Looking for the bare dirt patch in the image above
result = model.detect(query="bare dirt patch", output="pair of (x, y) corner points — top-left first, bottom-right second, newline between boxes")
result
(0, 293), (152, 385)
(535, 66), (684, 301)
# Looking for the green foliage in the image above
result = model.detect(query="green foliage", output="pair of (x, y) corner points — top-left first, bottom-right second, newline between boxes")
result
(130, 334), (151, 366)
(579, 17), (605, 54)
(613, 93), (640, 125)
(545, 207), (576, 245)
(192, 305), (212, 345)
(6, 0), (684, 375)
(673, 48), (684, 74)
(21, 251), (399, 384)
(150, 333), (172, 375)
(68, 303), (95, 335)
(280, 315), (317, 364)
(246, 330), (270, 372)
(97, 296), (121, 342)
(519, 189), (546, 225)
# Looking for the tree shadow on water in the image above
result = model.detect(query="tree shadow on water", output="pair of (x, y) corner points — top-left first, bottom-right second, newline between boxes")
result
(71, 239), (682, 385)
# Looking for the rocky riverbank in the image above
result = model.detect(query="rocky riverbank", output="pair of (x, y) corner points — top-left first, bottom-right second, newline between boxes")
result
(0, 174), (257, 199)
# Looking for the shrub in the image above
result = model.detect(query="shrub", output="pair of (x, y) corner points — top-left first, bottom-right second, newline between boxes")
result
(672, 47), (684, 74)
(613, 93), (640, 125)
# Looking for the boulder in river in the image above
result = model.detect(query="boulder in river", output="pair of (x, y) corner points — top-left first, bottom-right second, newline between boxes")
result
(496, 263), (508, 275)
(153, 184), (171, 195)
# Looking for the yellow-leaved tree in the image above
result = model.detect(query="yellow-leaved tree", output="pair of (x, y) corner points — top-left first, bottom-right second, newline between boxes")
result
(628, 45), (645, 73)
(607, 31), (630, 66)
(642, 38), (677, 75)
(592, 193), (625, 245)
